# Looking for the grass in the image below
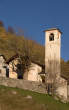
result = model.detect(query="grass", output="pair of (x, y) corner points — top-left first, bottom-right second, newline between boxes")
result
(0, 85), (69, 110)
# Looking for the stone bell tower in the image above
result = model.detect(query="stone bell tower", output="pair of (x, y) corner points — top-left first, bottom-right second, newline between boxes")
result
(44, 28), (68, 100)
(45, 28), (62, 83)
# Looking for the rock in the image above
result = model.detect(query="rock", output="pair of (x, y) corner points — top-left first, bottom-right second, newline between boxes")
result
(25, 95), (32, 99)
(12, 90), (17, 95)
(54, 96), (59, 101)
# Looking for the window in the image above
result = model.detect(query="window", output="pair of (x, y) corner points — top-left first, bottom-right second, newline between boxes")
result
(49, 33), (54, 41)
(0, 69), (1, 73)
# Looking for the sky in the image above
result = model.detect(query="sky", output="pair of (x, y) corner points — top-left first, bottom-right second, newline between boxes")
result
(0, 0), (69, 61)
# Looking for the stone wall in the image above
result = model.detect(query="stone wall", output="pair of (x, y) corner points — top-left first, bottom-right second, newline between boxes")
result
(0, 77), (46, 94)
(67, 85), (69, 98)
(56, 77), (67, 101)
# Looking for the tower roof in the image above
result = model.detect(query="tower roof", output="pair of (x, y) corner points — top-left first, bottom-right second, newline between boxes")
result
(43, 28), (62, 34)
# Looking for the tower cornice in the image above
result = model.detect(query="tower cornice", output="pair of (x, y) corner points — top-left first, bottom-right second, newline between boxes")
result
(44, 28), (62, 34)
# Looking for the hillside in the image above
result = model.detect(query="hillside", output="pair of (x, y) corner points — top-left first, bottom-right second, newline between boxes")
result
(0, 85), (69, 110)
(61, 59), (69, 80)
(0, 26), (45, 65)
(0, 23), (69, 79)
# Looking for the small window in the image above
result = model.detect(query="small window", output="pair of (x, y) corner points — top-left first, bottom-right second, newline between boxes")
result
(0, 69), (2, 73)
(49, 33), (54, 41)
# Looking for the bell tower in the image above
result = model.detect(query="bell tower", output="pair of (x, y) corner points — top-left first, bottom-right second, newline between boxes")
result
(45, 28), (62, 83)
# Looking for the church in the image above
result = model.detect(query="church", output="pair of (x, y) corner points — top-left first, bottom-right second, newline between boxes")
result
(44, 28), (69, 101)
(0, 27), (69, 101)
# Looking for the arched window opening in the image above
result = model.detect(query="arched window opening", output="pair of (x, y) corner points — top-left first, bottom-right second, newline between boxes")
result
(49, 33), (54, 41)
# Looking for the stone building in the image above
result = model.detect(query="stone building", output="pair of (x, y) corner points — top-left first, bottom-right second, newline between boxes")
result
(44, 28), (68, 101)
(6, 54), (19, 79)
(7, 54), (43, 82)
(23, 62), (42, 82)
(0, 54), (8, 77)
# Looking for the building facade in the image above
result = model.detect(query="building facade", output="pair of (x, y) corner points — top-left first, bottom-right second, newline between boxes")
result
(23, 62), (42, 82)
(0, 55), (8, 77)
(6, 55), (42, 82)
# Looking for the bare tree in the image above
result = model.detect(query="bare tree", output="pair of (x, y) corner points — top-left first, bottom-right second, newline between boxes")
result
(0, 21), (4, 27)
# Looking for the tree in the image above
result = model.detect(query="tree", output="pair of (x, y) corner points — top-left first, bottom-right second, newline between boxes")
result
(0, 25), (45, 79)
(6, 34), (32, 78)
(0, 21), (4, 27)
(8, 26), (15, 34)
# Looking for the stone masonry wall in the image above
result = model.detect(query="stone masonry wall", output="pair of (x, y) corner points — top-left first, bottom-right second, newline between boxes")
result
(0, 77), (46, 94)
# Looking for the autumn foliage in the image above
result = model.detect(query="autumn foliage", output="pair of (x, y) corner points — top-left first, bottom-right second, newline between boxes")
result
(0, 21), (69, 79)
